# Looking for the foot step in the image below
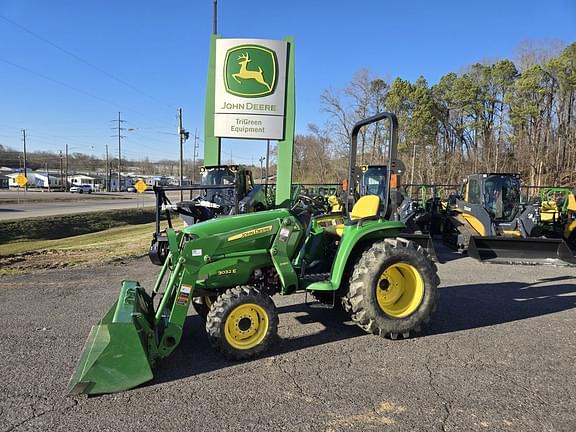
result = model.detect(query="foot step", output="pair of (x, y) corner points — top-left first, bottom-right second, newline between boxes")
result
(301, 272), (330, 282)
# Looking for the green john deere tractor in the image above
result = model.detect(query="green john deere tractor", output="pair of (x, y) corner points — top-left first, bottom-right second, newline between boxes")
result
(536, 187), (576, 247)
(68, 112), (440, 395)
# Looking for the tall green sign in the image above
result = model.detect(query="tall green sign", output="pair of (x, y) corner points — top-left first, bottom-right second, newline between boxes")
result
(204, 36), (295, 207)
(204, 35), (221, 166)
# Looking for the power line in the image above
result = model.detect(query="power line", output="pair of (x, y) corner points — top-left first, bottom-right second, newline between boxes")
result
(0, 57), (125, 109)
(0, 14), (176, 112)
(0, 57), (174, 124)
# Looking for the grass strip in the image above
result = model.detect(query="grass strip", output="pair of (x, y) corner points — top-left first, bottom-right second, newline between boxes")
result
(0, 208), (157, 244)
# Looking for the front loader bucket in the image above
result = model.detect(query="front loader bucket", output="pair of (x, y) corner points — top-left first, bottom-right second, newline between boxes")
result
(400, 233), (438, 262)
(68, 281), (157, 395)
(468, 236), (576, 266)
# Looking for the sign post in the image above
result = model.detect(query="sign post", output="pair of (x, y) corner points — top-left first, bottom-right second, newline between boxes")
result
(15, 174), (28, 204)
(134, 180), (147, 209)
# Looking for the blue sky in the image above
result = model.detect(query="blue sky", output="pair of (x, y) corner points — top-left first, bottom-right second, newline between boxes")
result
(0, 0), (575, 165)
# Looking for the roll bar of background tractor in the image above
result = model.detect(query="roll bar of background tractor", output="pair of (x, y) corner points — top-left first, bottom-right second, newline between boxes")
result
(345, 112), (399, 217)
(153, 184), (238, 236)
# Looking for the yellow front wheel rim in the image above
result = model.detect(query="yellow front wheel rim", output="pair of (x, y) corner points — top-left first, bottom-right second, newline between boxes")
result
(376, 262), (424, 318)
(224, 303), (269, 350)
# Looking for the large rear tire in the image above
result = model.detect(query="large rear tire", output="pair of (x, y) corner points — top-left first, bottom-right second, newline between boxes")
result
(206, 286), (278, 360)
(342, 237), (439, 339)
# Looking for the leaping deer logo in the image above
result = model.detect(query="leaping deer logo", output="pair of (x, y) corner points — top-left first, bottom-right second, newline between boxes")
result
(232, 53), (272, 91)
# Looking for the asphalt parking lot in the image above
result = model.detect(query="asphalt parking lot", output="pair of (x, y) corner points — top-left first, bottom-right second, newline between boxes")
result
(1, 245), (575, 431)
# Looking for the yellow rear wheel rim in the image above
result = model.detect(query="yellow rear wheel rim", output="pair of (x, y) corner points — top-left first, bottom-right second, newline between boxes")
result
(376, 262), (424, 318)
(224, 303), (269, 350)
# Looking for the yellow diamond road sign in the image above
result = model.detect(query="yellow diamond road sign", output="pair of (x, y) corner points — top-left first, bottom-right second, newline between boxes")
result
(134, 180), (147, 193)
(15, 174), (28, 187)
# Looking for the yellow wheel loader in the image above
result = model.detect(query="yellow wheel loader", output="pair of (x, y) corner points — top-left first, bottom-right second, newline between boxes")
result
(443, 173), (576, 265)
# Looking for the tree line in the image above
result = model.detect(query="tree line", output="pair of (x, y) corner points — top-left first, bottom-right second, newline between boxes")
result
(294, 41), (576, 187)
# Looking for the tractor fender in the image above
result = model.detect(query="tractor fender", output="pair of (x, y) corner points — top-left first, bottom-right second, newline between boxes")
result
(329, 220), (405, 290)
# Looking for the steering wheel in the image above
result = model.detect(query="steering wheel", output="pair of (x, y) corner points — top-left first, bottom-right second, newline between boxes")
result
(210, 189), (235, 206)
(291, 194), (328, 214)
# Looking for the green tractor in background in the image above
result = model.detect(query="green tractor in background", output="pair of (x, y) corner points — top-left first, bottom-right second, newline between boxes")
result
(536, 187), (576, 247)
(399, 184), (453, 235)
(352, 163), (438, 260)
(169, 164), (267, 225)
(68, 112), (440, 395)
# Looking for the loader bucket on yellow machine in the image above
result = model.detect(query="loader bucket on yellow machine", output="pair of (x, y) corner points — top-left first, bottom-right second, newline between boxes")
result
(468, 236), (576, 266)
(68, 281), (156, 395)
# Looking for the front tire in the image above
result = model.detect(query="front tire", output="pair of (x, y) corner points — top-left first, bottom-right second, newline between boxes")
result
(343, 237), (438, 339)
(206, 286), (278, 360)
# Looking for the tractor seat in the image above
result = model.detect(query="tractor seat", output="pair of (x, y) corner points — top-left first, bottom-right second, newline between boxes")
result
(540, 200), (559, 223)
(325, 195), (381, 237)
(568, 193), (576, 212)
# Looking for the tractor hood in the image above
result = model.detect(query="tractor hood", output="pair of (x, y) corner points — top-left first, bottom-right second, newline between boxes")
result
(182, 208), (292, 239)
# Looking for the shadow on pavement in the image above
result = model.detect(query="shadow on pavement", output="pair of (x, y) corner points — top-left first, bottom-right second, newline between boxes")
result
(429, 275), (576, 335)
(152, 302), (364, 387)
(149, 275), (576, 389)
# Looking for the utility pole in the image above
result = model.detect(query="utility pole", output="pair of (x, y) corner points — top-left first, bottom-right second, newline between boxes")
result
(65, 143), (69, 192)
(21, 129), (27, 190)
(179, 109), (184, 201)
(213, 0), (218, 34)
(265, 140), (270, 188)
(45, 162), (50, 192)
(192, 128), (199, 183)
(178, 108), (189, 201)
(259, 156), (265, 183)
(118, 112), (121, 191)
(111, 112), (126, 191)
(59, 151), (63, 191)
(105, 144), (109, 192)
